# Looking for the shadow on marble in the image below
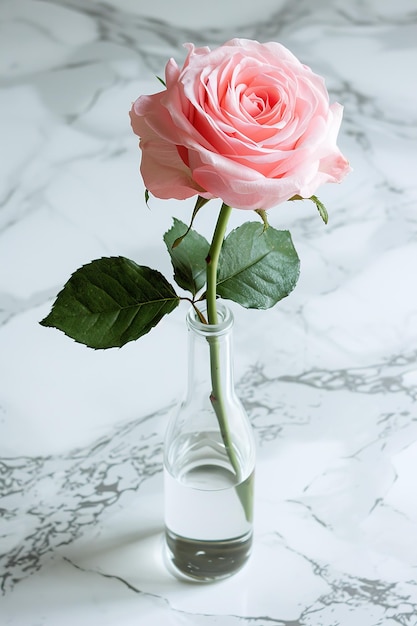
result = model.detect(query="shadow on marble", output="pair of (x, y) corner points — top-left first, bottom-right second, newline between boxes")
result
(61, 526), (180, 592)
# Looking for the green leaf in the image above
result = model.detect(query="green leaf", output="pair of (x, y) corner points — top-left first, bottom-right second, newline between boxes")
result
(216, 222), (300, 309)
(156, 75), (166, 87)
(40, 257), (180, 349)
(164, 218), (210, 296)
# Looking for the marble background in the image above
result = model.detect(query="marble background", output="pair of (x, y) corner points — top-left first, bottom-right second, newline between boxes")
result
(1, 0), (417, 624)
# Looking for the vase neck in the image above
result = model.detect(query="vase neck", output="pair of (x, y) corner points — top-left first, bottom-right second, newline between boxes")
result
(185, 303), (235, 396)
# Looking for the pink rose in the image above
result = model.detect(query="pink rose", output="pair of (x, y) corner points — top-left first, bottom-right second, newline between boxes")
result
(130, 38), (350, 211)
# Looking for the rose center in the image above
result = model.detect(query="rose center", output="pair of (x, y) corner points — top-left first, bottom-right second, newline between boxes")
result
(242, 88), (279, 121)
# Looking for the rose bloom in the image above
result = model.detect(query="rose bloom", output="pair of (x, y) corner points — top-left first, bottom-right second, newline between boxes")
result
(130, 39), (350, 211)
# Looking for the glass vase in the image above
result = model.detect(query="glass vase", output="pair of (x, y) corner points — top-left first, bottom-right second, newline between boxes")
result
(163, 303), (255, 582)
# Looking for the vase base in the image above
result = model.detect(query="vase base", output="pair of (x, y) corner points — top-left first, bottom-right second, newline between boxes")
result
(164, 528), (252, 582)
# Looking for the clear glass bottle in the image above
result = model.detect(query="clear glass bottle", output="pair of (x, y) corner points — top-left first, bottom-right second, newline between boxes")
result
(163, 303), (255, 582)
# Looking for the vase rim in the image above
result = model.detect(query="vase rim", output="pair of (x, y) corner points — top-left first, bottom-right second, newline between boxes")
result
(186, 302), (233, 336)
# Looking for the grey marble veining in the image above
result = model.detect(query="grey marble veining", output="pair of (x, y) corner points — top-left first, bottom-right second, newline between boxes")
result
(1, 0), (417, 624)
(0, 407), (168, 594)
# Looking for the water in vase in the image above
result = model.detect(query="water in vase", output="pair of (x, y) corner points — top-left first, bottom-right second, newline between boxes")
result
(164, 445), (254, 581)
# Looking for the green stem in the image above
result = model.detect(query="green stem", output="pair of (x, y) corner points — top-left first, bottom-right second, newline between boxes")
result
(206, 203), (232, 325)
(205, 203), (241, 479)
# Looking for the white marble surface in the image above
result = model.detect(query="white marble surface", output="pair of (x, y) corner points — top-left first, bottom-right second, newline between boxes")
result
(1, 0), (417, 624)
